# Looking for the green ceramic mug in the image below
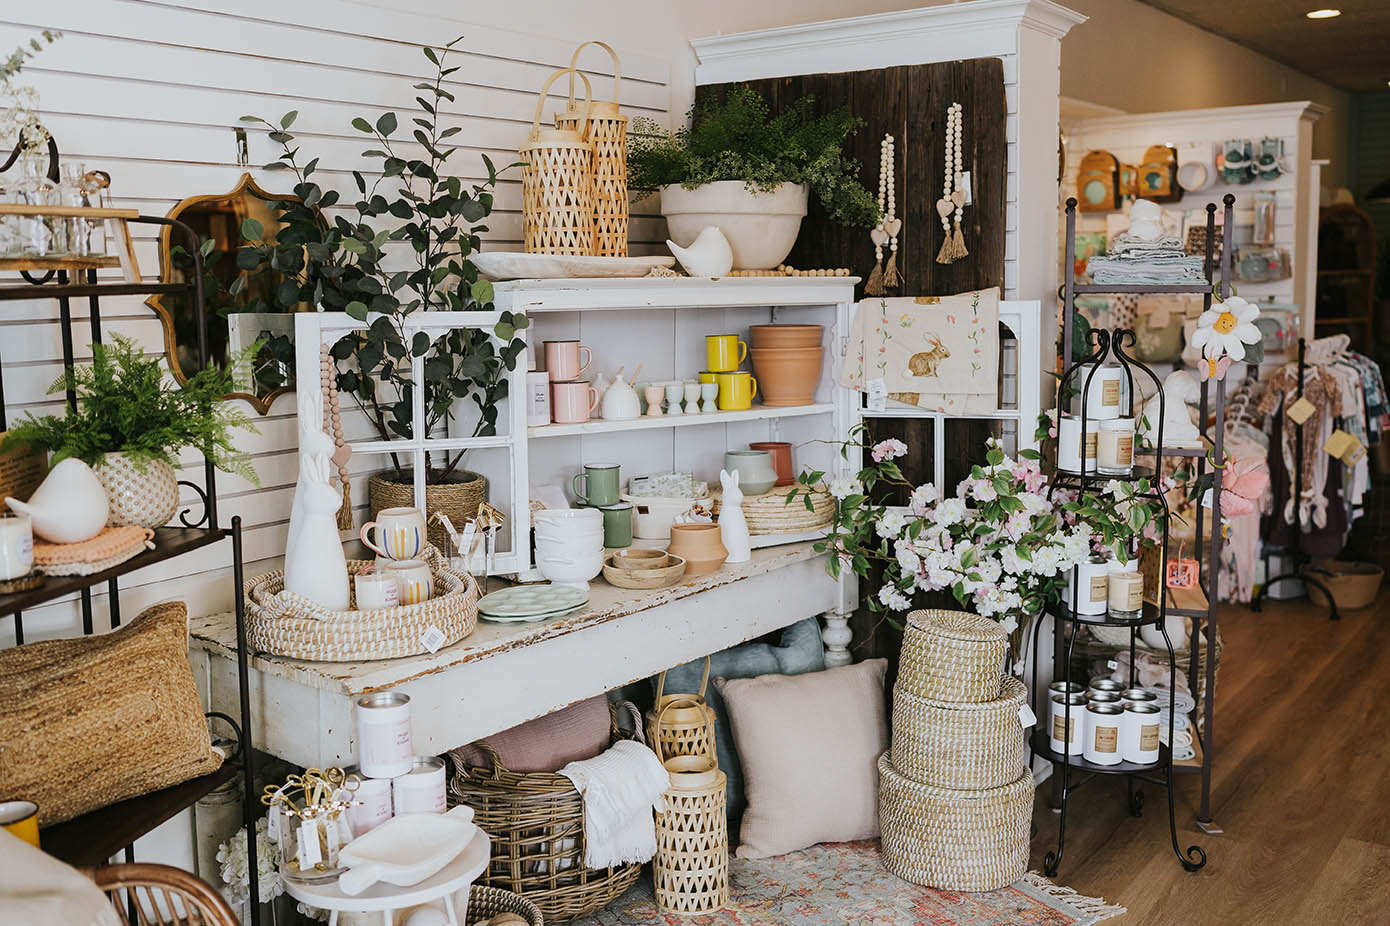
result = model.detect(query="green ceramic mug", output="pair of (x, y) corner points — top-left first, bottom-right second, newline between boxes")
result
(573, 463), (621, 507)
(599, 502), (634, 548)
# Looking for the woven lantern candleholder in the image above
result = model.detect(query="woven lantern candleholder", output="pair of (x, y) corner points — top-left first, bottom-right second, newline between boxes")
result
(555, 41), (629, 257)
(652, 714), (729, 914)
(521, 67), (597, 256)
(646, 657), (718, 763)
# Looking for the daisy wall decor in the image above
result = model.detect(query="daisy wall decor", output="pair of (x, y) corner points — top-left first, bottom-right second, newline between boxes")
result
(1189, 295), (1261, 380)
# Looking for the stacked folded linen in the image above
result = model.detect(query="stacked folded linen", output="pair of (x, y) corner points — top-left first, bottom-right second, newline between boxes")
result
(1087, 232), (1205, 285)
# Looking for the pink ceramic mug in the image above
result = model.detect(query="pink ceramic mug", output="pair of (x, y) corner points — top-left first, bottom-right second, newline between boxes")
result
(551, 380), (599, 424)
(544, 340), (593, 382)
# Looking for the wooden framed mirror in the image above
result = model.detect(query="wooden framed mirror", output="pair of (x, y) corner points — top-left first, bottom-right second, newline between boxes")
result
(146, 173), (306, 414)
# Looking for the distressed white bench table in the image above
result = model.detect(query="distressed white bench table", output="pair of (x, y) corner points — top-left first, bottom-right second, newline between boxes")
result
(190, 542), (844, 768)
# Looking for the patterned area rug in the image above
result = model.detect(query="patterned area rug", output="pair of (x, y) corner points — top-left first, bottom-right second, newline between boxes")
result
(572, 840), (1125, 925)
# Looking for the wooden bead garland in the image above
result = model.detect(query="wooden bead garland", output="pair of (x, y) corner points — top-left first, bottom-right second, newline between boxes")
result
(936, 102), (969, 265)
(320, 344), (354, 530)
(866, 134), (901, 296)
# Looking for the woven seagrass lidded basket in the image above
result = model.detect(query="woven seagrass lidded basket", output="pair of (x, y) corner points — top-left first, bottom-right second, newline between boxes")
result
(898, 610), (1007, 703)
(890, 674), (1027, 790)
(878, 754), (1033, 892)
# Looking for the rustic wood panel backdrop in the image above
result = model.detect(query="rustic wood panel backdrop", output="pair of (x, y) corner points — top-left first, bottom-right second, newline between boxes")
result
(706, 58), (1008, 666)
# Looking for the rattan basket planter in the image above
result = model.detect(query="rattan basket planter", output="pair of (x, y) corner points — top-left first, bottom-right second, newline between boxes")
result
(890, 674), (1026, 790)
(369, 471), (486, 554)
(521, 67), (596, 257)
(878, 754), (1033, 892)
(465, 885), (544, 926)
(447, 714), (641, 923)
(244, 547), (477, 661)
(898, 610), (1007, 703)
(555, 41), (628, 257)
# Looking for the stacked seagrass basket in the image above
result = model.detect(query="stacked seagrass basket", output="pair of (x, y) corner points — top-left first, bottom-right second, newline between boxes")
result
(879, 610), (1034, 891)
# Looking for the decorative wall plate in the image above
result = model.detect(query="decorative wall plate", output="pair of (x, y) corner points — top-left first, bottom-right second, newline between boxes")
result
(1076, 150), (1119, 212)
(1138, 145), (1180, 203)
(472, 251), (676, 281)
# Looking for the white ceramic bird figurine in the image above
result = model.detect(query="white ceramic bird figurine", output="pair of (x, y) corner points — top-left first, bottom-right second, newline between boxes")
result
(5, 457), (109, 544)
(667, 226), (734, 278)
(718, 469), (751, 564)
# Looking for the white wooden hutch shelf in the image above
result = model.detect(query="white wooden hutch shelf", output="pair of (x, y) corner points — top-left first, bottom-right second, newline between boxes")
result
(530, 402), (835, 438)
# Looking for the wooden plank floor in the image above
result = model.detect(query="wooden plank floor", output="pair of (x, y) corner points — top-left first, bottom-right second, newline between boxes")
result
(1028, 597), (1390, 923)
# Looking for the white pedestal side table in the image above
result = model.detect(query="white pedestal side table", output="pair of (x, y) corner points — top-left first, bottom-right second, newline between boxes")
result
(282, 831), (491, 926)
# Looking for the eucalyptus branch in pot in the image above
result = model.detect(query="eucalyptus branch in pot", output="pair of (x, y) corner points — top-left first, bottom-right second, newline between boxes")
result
(239, 37), (527, 546)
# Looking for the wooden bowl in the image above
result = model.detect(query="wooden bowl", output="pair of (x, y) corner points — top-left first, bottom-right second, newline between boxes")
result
(609, 548), (671, 570)
(603, 553), (687, 589)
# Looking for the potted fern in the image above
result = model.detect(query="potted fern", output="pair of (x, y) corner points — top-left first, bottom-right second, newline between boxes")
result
(1, 335), (258, 528)
(628, 86), (878, 270)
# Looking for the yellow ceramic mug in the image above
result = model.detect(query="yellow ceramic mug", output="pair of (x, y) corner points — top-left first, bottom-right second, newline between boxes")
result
(698, 371), (717, 385)
(715, 371), (758, 411)
(705, 335), (748, 373)
(0, 800), (39, 847)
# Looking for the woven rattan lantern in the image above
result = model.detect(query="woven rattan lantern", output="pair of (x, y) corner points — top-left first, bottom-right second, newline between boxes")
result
(520, 67), (596, 256)
(555, 41), (629, 257)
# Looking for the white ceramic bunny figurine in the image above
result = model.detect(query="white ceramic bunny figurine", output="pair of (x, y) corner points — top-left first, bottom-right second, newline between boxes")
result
(287, 390), (337, 555)
(718, 469), (751, 564)
(284, 446), (350, 610)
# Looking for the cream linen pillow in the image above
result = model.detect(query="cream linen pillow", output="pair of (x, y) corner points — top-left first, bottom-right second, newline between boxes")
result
(715, 659), (888, 858)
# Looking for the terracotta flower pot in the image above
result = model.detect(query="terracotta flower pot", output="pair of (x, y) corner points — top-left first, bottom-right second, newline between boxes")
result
(667, 523), (728, 574)
(749, 346), (825, 407)
(749, 324), (823, 349)
(749, 441), (795, 486)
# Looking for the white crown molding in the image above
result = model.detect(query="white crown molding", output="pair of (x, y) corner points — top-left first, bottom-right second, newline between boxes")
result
(1073, 101), (1328, 134)
(692, 0), (1086, 85)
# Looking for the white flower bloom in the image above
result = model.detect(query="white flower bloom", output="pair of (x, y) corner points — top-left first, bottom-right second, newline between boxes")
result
(894, 542), (920, 575)
(1190, 295), (1261, 362)
(971, 477), (998, 502)
(934, 497), (967, 527)
(876, 509), (908, 538)
(908, 483), (940, 515)
(829, 477), (864, 500)
(878, 584), (912, 611)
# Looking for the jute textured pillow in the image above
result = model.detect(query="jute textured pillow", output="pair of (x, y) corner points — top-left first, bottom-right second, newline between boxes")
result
(715, 659), (889, 858)
(0, 601), (222, 826)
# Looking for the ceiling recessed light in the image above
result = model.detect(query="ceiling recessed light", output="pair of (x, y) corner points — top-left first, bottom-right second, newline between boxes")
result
(1306, 8), (1341, 18)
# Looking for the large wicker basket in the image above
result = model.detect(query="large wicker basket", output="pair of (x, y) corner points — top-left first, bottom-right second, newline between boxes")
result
(555, 41), (628, 257)
(878, 754), (1033, 892)
(369, 471), (487, 555)
(898, 610), (1006, 703)
(245, 546), (478, 661)
(521, 67), (596, 256)
(890, 675), (1026, 790)
(645, 658), (717, 764)
(447, 710), (642, 922)
(465, 885), (543, 926)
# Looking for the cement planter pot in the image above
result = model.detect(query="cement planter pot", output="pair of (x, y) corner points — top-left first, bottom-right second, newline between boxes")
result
(660, 181), (808, 271)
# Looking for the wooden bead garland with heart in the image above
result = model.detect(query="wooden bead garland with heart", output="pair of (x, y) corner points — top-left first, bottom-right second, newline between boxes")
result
(320, 344), (354, 530)
(936, 102), (969, 264)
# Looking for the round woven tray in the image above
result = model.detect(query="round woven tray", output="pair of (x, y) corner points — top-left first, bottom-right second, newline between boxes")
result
(890, 675), (1026, 790)
(245, 546), (478, 661)
(898, 610), (1006, 703)
(878, 754), (1033, 892)
(710, 484), (834, 535)
(464, 885), (543, 926)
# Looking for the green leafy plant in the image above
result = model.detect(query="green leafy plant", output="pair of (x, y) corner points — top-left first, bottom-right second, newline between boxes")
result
(627, 86), (879, 228)
(240, 37), (527, 483)
(1, 334), (259, 483)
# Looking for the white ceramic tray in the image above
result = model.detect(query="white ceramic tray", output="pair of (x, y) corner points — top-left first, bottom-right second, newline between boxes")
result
(337, 806), (478, 895)
(472, 251), (675, 281)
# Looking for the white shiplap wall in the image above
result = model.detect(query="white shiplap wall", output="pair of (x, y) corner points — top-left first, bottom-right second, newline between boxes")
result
(0, 0), (673, 644)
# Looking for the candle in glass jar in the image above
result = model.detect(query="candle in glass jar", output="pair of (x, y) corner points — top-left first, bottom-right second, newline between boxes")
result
(1056, 416), (1099, 474)
(1098, 418), (1135, 475)
(1108, 569), (1144, 618)
(1065, 555), (1112, 615)
(1084, 362), (1124, 421)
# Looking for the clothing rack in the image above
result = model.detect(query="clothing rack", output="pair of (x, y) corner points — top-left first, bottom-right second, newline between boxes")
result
(1251, 337), (1341, 620)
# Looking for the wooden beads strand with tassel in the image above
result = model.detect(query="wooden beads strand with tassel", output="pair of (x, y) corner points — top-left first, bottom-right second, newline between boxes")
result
(866, 134), (900, 295)
(320, 345), (354, 531)
(936, 102), (969, 264)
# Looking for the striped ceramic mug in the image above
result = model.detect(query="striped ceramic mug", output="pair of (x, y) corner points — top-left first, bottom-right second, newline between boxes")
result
(381, 558), (434, 606)
(361, 507), (427, 560)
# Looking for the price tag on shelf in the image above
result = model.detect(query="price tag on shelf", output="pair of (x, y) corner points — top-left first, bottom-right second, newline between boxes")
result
(267, 805), (280, 841)
(421, 624), (447, 654)
(1286, 396), (1316, 426)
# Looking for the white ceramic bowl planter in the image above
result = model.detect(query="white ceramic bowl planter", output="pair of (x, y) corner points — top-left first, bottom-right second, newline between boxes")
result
(93, 453), (180, 528)
(660, 181), (809, 271)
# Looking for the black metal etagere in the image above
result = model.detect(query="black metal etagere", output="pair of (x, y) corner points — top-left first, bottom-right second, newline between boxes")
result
(1032, 195), (1241, 873)
(0, 208), (260, 921)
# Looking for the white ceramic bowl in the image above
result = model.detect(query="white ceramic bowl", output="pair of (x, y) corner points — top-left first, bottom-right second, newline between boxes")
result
(534, 544), (604, 584)
(660, 181), (809, 271)
(621, 493), (713, 540)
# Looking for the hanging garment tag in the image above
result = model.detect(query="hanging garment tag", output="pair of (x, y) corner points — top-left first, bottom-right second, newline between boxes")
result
(959, 171), (973, 206)
(1286, 396), (1316, 426)
(1324, 429), (1355, 460)
(1344, 441), (1368, 465)
(1106, 659), (1118, 670)
(298, 820), (322, 870)
(867, 377), (887, 411)
(421, 624), (447, 654)
(1017, 702), (1037, 729)
(267, 805), (281, 841)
